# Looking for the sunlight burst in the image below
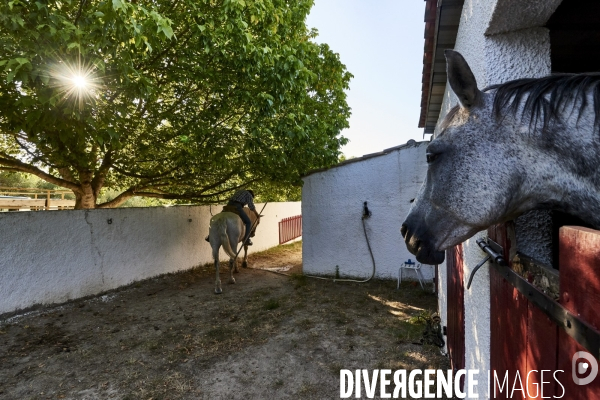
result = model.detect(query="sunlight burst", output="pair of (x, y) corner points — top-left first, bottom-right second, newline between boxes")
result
(72, 75), (88, 89)
(50, 58), (101, 110)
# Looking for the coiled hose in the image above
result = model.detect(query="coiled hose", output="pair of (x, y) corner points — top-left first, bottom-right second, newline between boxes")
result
(252, 204), (376, 283)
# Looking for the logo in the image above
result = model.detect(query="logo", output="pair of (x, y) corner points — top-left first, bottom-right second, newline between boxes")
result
(572, 351), (598, 386)
(338, 358), (598, 399)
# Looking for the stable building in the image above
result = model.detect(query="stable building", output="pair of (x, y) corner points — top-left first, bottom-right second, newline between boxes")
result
(301, 140), (435, 282)
(422, 0), (600, 396)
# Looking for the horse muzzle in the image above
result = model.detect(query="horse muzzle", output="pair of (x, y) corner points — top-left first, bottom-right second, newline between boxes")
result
(400, 219), (445, 265)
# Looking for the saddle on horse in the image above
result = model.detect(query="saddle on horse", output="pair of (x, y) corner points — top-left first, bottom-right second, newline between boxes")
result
(222, 205), (242, 216)
(221, 206), (257, 237)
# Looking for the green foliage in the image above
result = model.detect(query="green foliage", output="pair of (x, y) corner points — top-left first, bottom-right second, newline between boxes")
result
(0, 171), (38, 188)
(250, 179), (301, 202)
(0, 171), (172, 206)
(0, 171), (58, 189)
(0, 0), (351, 208)
(97, 188), (174, 207)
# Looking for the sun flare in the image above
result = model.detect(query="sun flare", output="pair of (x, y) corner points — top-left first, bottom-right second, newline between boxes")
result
(72, 75), (88, 89)
(50, 58), (100, 109)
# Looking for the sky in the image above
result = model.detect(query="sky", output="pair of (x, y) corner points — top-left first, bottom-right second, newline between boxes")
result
(306, 0), (427, 158)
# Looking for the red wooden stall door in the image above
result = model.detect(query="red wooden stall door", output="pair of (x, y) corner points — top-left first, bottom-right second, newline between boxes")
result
(556, 226), (600, 399)
(490, 224), (600, 399)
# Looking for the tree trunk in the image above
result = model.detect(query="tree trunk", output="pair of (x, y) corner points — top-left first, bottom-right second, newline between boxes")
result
(97, 190), (135, 208)
(74, 183), (97, 209)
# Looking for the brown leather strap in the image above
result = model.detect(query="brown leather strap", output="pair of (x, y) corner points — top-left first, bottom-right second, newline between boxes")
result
(222, 205), (240, 216)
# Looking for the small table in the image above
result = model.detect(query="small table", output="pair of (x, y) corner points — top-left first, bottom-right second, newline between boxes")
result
(398, 259), (426, 290)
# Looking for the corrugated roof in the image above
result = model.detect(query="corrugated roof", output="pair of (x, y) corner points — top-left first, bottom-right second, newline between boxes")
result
(419, 0), (464, 134)
(302, 140), (427, 178)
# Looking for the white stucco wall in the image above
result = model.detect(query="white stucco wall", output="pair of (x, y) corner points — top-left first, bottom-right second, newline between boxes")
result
(301, 141), (434, 281)
(0, 202), (301, 315)
(434, 0), (558, 396)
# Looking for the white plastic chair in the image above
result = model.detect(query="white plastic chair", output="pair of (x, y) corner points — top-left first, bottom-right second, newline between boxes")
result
(397, 259), (425, 290)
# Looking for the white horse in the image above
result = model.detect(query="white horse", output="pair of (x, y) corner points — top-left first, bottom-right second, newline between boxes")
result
(209, 207), (259, 294)
(402, 50), (600, 264)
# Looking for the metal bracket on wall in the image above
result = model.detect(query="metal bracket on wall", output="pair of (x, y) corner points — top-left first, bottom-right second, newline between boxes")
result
(466, 238), (507, 289)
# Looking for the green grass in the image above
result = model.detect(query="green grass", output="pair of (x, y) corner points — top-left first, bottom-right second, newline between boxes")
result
(205, 326), (234, 341)
(251, 240), (302, 256)
(263, 298), (280, 310)
(290, 273), (308, 289)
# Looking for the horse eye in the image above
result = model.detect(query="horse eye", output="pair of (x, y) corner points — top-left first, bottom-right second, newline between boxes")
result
(426, 152), (439, 163)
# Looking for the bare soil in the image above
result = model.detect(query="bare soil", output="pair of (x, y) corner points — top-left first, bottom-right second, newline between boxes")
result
(0, 242), (449, 399)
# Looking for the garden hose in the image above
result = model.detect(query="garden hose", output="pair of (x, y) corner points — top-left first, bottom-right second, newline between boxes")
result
(253, 201), (377, 284)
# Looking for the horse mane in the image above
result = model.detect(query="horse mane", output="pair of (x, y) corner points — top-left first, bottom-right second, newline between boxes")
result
(485, 73), (600, 132)
(438, 105), (467, 135)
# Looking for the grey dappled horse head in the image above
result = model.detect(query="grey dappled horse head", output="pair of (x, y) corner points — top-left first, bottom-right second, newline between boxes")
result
(209, 208), (259, 294)
(402, 50), (600, 264)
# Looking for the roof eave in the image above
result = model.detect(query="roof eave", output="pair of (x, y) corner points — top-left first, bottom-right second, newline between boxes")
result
(302, 140), (427, 178)
(419, 0), (464, 135)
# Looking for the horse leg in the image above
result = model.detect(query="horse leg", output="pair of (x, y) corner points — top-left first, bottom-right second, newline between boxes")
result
(228, 257), (236, 284)
(242, 245), (249, 268)
(234, 256), (241, 273)
(233, 241), (241, 273)
(230, 234), (240, 275)
(214, 255), (222, 294)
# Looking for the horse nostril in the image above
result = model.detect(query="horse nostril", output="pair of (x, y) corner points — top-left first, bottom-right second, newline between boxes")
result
(400, 224), (408, 238)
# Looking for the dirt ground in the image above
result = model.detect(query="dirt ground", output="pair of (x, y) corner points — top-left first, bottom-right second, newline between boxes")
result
(0, 242), (450, 399)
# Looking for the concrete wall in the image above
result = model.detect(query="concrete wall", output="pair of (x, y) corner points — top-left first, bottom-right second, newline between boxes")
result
(302, 141), (435, 281)
(434, 0), (560, 395)
(0, 202), (301, 315)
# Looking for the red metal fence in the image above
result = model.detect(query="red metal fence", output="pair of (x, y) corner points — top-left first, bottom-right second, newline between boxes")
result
(279, 215), (302, 244)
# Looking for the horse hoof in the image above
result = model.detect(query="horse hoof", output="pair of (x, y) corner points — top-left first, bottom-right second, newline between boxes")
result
(229, 278), (236, 284)
(242, 261), (248, 268)
(214, 288), (222, 294)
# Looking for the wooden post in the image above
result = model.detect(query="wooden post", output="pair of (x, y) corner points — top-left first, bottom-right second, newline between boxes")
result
(446, 244), (465, 383)
(557, 226), (600, 399)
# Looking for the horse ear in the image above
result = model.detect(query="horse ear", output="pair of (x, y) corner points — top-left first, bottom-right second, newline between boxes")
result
(445, 50), (481, 109)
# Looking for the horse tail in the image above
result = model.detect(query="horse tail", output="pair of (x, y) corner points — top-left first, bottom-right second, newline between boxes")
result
(217, 219), (237, 259)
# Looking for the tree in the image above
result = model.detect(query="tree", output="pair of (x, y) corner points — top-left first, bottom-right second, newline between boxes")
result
(0, 0), (351, 208)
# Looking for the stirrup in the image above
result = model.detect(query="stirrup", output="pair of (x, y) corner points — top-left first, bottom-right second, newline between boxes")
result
(245, 239), (253, 246)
